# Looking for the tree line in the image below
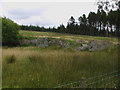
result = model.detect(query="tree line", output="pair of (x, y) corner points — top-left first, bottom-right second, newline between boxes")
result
(2, 0), (120, 46)
(20, 0), (120, 37)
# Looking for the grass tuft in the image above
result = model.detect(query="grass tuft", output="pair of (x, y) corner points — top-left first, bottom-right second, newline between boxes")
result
(5, 55), (16, 64)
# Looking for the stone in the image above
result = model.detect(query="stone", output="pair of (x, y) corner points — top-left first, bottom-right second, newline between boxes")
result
(20, 38), (113, 51)
(59, 40), (70, 47)
(88, 40), (112, 51)
(75, 47), (83, 51)
(75, 44), (89, 51)
(82, 44), (89, 49)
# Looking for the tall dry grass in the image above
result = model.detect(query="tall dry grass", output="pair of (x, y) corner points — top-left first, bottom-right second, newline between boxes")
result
(2, 46), (119, 88)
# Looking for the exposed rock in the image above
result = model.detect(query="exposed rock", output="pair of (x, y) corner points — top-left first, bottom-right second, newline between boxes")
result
(48, 40), (56, 44)
(82, 44), (89, 49)
(20, 38), (113, 51)
(20, 38), (71, 48)
(59, 40), (70, 47)
(75, 40), (112, 51)
(88, 40), (112, 51)
(88, 40), (98, 51)
(37, 38), (49, 47)
(75, 44), (89, 51)
(75, 47), (83, 51)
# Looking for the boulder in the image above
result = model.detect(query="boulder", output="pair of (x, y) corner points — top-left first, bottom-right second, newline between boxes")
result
(38, 38), (49, 47)
(75, 47), (84, 51)
(82, 44), (89, 49)
(88, 40), (100, 51)
(75, 44), (89, 51)
(88, 40), (112, 51)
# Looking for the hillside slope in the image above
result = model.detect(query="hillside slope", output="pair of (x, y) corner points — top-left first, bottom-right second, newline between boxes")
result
(20, 30), (118, 43)
(19, 30), (119, 51)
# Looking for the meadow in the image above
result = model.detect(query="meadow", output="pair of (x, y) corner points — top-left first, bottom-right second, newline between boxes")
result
(2, 30), (120, 88)
(19, 30), (118, 43)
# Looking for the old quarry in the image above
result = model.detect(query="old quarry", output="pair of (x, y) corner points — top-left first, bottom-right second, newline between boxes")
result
(20, 36), (118, 52)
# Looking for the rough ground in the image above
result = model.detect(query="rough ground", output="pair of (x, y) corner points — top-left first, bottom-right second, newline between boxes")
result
(20, 37), (114, 51)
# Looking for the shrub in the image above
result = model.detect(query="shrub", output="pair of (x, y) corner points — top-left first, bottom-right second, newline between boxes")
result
(2, 17), (20, 46)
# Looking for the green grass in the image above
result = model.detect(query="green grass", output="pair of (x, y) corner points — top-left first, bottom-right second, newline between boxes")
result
(2, 45), (120, 88)
(2, 30), (120, 88)
(19, 30), (119, 43)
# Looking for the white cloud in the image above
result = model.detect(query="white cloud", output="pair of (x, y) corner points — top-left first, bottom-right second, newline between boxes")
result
(0, 2), (2, 16)
(17, 16), (53, 27)
(1, 0), (97, 2)
(1, 2), (98, 27)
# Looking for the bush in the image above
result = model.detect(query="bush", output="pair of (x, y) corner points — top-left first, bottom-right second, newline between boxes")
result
(5, 55), (16, 64)
(2, 17), (20, 46)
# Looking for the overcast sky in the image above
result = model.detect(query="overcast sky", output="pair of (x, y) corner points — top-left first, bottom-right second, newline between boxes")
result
(0, 0), (98, 27)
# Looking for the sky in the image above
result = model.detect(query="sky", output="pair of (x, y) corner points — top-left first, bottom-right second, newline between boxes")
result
(0, 0), (98, 28)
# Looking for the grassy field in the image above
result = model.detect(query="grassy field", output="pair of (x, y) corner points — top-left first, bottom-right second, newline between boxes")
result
(19, 30), (118, 43)
(2, 30), (120, 88)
